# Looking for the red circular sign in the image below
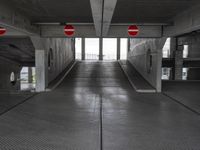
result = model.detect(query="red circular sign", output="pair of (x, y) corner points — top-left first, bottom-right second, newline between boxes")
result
(64, 25), (75, 36)
(128, 25), (139, 36)
(0, 27), (6, 36)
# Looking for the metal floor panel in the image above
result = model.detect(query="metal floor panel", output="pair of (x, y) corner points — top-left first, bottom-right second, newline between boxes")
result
(0, 61), (200, 150)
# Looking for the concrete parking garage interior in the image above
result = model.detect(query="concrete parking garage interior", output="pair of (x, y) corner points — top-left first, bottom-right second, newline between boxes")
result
(0, 0), (200, 149)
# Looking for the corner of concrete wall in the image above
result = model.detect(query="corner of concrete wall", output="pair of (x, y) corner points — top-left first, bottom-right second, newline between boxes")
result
(128, 38), (166, 92)
(31, 36), (75, 89)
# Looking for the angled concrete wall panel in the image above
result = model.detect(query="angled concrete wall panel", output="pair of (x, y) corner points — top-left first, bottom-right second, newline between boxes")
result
(128, 38), (166, 92)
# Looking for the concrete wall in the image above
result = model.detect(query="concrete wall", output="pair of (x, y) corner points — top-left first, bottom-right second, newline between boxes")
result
(187, 68), (200, 80)
(31, 37), (75, 91)
(0, 57), (21, 91)
(178, 33), (200, 58)
(128, 38), (166, 92)
(44, 38), (75, 83)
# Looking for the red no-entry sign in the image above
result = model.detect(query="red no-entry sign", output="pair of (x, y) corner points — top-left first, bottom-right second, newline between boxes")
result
(128, 25), (139, 36)
(0, 27), (6, 36)
(64, 25), (75, 36)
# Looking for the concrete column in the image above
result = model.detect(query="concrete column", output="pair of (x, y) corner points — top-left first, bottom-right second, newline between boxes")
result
(117, 38), (121, 60)
(127, 38), (130, 52)
(35, 50), (48, 92)
(127, 38), (131, 59)
(170, 37), (176, 58)
(28, 67), (33, 83)
(72, 38), (76, 60)
(171, 37), (184, 80)
(174, 45), (184, 80)
(82, 38), (85, 60)
(99, 38), (103, 60)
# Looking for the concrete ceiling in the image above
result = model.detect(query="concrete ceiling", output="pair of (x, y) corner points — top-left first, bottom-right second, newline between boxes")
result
(112, 0), (200, 24)
(8, 0), (93, 23)
(0, 37), (35, 66)
(6, 0), (200, 24)
(2, 0), (200, 37)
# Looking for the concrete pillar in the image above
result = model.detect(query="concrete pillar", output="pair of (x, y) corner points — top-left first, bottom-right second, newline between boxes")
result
(170, 37), (176, 58)
(117, 38), (121, 60)
(35, 50), (48, 92)
(174, 45), (184, 80)
(28, 67), (33, 83)
(82, 38), (85, 60)
(171, 37), (183, 80)
(99, 38), (103, 60)
(127, 38), (131, 59)
(72, 38), (76, 60)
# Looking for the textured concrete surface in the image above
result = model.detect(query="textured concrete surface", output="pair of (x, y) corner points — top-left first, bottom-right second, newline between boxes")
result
(163, 81), (200, 114)
(0, 58), (21, 91)
(31, 37), (75, 84)
(128, 38), (166, 92)
(119, 60), (156, 92)
(0, 92), (34, 115)
(0, 61), (200, 150)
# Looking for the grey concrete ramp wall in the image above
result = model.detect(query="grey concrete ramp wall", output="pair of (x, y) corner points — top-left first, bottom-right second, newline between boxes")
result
(127, 38), (166, 92)
(31, 37), (75, 91)
(45, 38), (75, 83)
(0, 57), (21, 91)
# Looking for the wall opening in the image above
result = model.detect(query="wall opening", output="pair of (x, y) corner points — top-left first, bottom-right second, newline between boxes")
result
(162, 68), (172, 80)
(10, 72), (16, 86)
(162, 38), (171, 58)
(85, 38), (99, 60)
(20, 67), (35, 91)
(48, 48), (54, 71)
(182, 68), (189, 80)
(75, 38), (82, 60)
(103, 38), (117, 60)
(183, 45), (189, 58)
(146, 49), (153, 73)
(120, 38), (128, 60)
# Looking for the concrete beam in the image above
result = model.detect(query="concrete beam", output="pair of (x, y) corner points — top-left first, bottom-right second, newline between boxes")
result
(35, 50), (48, 92)
(82, 38), (85, 60)
(41, 25), (162, 38)
(90, 0), (103, 36)
(99, 38), (103, 60)
(117, 38), (120, 60)
(90, 0), (117, 37)
(0, 2), (39, 36)
(102, 0), (118, 36)
(164, 5), (200, 37)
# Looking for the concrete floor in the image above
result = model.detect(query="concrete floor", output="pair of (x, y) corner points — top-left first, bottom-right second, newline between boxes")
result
(0, 92), (34, 115)
(0, 61), (200, 150)
(163, 81), (200, 114)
